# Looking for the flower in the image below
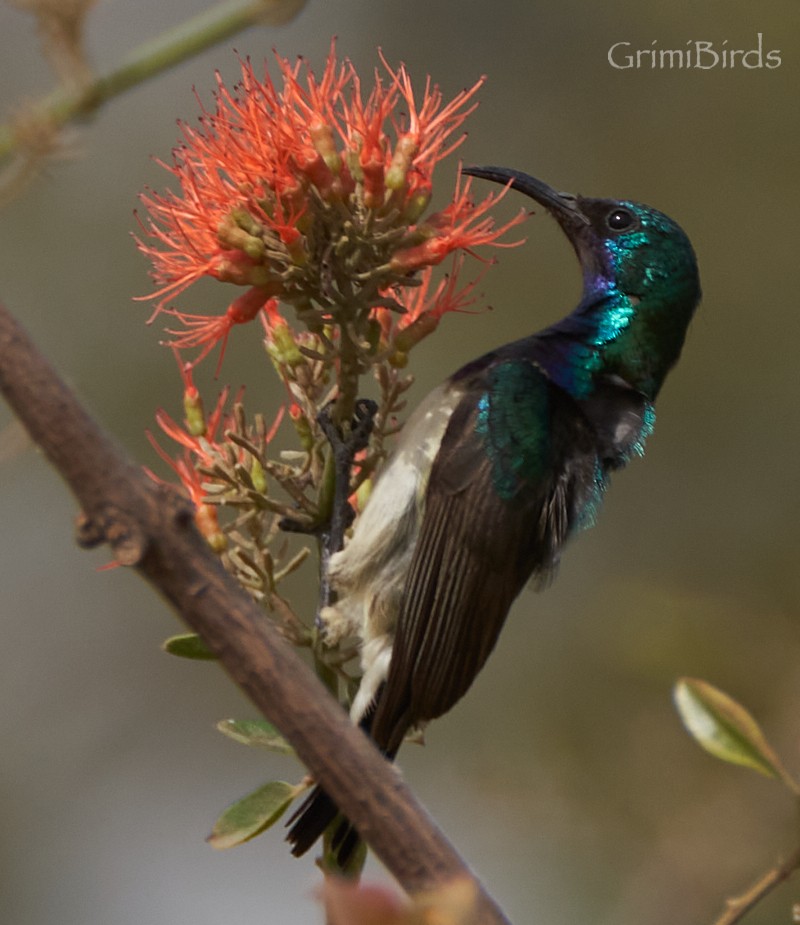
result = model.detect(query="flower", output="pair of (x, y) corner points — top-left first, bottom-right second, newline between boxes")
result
(374, 254), (488, 368)
(136, 42), (525, 367)
(145, 359), (283, 549)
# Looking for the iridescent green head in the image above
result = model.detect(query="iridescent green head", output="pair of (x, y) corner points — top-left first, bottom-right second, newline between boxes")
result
(568, 196), (700, 307)
(462, 166), (701, 399)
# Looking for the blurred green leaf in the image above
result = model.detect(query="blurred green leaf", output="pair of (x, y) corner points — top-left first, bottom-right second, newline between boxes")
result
(162, 633), (217, 660)
(207, 780), (304, 850)
(322, 828), (367, 878)
(674, 677), (798, 791)
(216, 718), (294, 755)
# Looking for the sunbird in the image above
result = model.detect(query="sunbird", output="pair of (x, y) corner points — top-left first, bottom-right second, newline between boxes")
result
(288, 165), (701, 862)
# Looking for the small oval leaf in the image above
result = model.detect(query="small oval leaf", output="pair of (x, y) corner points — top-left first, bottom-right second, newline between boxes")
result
(216, 718), (294, 756)
(674, 678), (796, 790)
(162, 633), (217, 660)
(207, 780), (302, 850)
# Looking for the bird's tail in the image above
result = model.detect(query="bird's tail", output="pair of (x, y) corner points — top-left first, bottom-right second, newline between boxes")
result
(286, 696), (392, 866)
(286, 785), (362, 865)
(285, 786), (338, 857)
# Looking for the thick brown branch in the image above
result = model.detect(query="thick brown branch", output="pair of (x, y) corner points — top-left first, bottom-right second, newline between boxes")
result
(0, 300), (511, 925)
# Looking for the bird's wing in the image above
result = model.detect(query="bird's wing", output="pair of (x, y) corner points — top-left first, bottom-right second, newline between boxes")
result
(370, 359), (599, 754)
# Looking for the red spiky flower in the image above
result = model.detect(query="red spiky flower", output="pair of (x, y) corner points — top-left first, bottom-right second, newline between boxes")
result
(136, 42), (524, 367)
(145, 358), (283, 549)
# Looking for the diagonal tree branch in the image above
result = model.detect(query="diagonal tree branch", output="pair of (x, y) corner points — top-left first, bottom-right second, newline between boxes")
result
(0, 298), (511, 925)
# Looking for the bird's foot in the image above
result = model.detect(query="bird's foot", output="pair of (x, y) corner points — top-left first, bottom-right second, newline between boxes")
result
(317, 602), (360, 648)
(279, 399), (378, 537)
(318, 397), (378, 541)
(317, 397), (378, 466)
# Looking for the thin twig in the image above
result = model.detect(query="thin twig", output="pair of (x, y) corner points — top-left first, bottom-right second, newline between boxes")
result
(0, 0), (308, 161)
(711, 845), (800, 925)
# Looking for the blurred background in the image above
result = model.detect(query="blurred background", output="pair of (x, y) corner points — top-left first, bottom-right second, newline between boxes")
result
(0, 1), (798, 923)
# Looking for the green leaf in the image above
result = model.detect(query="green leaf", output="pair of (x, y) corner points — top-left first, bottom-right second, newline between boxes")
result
(207, 780), (303, 850)
(216, 718), (294, 756)
(162, 633), (217, 660)
(674, 678), (798, 791)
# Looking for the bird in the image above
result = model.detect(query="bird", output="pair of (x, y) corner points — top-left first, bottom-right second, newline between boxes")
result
(287, 165), (701, 863)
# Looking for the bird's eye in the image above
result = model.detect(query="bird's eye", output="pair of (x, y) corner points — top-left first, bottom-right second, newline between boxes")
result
(606, 208), (636, 232)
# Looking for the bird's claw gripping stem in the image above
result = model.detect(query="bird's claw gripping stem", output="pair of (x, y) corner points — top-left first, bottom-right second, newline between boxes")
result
(278, 399), (378, 624)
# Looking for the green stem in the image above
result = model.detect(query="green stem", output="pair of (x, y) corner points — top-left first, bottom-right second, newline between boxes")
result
(334, 326), (361, 428)
(0, 0), (307, 159)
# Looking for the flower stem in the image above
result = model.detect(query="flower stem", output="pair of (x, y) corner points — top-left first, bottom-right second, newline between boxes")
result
(0, 0), (307, 160)
(334, 326), (362, 428)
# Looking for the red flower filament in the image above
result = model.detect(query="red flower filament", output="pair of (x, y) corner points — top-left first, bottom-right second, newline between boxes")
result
(136, 43), (525, 366)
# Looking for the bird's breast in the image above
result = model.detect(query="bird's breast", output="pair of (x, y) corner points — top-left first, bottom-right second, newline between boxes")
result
(321, 381), (466, 687)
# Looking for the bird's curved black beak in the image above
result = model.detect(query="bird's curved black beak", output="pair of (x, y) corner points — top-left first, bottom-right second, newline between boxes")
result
(462, 165), (589, 232)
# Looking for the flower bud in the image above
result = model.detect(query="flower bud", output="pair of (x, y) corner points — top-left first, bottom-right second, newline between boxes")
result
(385, 135), (418, 190)
(183, 386), (206, 437)
(249, 456), (268, 495)
(310, 121), (342, 175)
(289, 403), (314, 452)
(195, 503), (227, 552)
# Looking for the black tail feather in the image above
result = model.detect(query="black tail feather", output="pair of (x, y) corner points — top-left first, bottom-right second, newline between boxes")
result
(286, 785), (340, 858)
(286, 785), (365, 867)
(286, 692), (387, 866)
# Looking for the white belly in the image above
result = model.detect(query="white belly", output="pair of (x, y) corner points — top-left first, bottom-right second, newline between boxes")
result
(319, 381), (465, 720)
